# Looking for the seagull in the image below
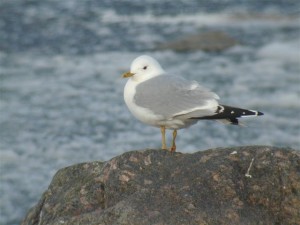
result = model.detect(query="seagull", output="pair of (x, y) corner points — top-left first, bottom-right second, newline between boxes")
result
(122, 55), (263, 152)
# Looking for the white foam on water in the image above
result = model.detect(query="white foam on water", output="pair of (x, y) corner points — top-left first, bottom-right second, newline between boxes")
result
(257, 40), (300, 63)
(100, 9), (300, 28)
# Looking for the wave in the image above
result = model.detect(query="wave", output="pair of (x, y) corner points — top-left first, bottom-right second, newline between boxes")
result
(100, 9), (300, 27)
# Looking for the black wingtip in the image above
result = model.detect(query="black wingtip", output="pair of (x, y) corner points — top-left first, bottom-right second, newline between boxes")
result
(257, 111), (264, 116)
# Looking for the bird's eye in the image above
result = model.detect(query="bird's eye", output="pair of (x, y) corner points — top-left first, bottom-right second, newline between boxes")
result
(143, 66), (148, 70)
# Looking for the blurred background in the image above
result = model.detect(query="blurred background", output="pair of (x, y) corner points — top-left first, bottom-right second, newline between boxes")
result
(0, 0), (299, 224)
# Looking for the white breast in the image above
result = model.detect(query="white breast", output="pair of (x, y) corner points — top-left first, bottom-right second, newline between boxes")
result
(124, 79), (164, 127)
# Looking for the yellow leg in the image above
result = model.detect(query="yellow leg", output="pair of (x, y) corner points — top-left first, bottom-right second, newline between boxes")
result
(160, 126), (167, 150)
(170, 129), (177, 152)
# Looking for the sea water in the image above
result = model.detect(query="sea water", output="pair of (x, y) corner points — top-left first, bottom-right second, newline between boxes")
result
(0, 0), (299, 224)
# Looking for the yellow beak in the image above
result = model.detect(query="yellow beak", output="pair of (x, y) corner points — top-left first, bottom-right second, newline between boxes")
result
(122, 71), (135, 78)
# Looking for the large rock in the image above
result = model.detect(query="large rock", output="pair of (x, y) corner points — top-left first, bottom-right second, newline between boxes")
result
(22, 146), (300, 225)
(157, 31), (238, 52)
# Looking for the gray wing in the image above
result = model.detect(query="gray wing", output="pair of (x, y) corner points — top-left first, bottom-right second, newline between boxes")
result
(134, 75), (219, 119)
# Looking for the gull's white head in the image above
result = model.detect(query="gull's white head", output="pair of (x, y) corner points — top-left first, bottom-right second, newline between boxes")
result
(122, 55), (165, 82)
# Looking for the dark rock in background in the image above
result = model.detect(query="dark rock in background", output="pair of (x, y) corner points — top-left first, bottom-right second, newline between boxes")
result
(22, 146), (300, 225)
(157, 31), (238, 52)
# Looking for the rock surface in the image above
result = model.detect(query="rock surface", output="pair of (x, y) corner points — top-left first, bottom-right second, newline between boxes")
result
(22, 146), (300, 225)
(156, 31), (238, 52)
